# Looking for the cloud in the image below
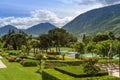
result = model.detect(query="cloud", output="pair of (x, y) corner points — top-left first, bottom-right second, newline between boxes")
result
(1, 0), (120, 29)
(0, 10), (74, 29)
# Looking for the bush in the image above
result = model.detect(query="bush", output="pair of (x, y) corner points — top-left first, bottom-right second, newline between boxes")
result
(15, 57), (22, 62)
(42, 69), (74, 80)
(42, 69), (118, 80)
(47, 56), (61, 60)
(54, 66), (108, 78)
(9, 51), (18, 56)
(20, 56), (27, 59)
(47, 52), (60, 55)
(22, 60), (37, 67)
(44, 60), (83, 68)
(83, 57), (99, 75)
(8, 58), (15, 62)
(20, 59), (25, 65)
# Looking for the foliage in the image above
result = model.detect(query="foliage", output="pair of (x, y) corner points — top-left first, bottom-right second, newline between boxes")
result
(74, 42), (85, 54)
(2, 31), (27, 50)
(55, 66), (108, 77)
(48, 28), (77, 52)
(8, 57), (15, 62)
(44, 60), (83, 68)
(63, 4), (120, 36)
(38, 34), (52, 51)
(83, 57), (100, 75)
(22, 60), (37, 67)
(35, 53), (43, 73)
(0, 58), (41, 80)
(42, 69), (118, 80)
(92, 32), (111, 43)
(15, 57), (22, 62)
(86, 42), (96, 53)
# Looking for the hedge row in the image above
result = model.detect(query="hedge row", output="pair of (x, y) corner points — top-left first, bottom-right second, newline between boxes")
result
(54, 67), (108, 78)
(44, 60), (83, 68)
(22, 60), (37, 67)
(42, 69), (120, 80)
(42, 69), (74, 80)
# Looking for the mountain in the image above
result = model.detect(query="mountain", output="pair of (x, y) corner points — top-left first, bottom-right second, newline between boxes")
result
(63, 4), (120, 36)
(0, 25), (18, 36)
(24, 23), (56, 36)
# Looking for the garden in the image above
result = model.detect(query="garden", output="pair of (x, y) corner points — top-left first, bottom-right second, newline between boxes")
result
(0, 28), (120, 80)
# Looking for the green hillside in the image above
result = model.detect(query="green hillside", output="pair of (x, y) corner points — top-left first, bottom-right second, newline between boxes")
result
(63, 4), (120, 36)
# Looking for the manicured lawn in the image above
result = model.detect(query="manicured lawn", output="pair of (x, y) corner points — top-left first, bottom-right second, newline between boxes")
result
(55, 66), (84, 74)
(43, 69), (119, 80)
(0, 58), (41, 80)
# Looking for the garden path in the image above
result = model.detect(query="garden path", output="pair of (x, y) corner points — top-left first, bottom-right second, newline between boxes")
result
(0, 56), (7, 68)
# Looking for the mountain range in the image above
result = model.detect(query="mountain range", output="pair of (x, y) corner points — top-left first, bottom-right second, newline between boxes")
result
(0, 23), (56, 36)
(63, 4), (120, 36)
(1, 4), (120, 37)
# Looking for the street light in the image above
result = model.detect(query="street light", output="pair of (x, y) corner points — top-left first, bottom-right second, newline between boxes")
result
(108, 43), (112, 75)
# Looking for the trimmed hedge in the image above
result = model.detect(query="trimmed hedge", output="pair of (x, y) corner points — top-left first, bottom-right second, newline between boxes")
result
(42, 69), (74, 80)
(47, 52), (60, 55)
(42, 69), (120, 80)
(44, 60), (83, 68)
(22, 60), (37, 67)
(54, 67), (108, 78)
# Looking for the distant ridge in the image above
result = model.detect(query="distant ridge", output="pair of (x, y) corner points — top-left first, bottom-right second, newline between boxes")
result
(63, 4), (120, 36)
(0, 25), (18, 35)
(0, 23), (57, 36)
(24, 23), (57, 36)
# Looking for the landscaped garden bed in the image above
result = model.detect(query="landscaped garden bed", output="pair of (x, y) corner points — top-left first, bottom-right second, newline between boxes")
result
(54, 66), (108, 77)
(42, 68), (119, 80)
(0, 58), (41, 80)
(44, 60), (83, 68)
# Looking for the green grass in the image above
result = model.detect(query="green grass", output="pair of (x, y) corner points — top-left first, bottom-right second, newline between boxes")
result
(98, 58), (119, 64)
(0, 58), (41, 80)
(43, 69), (119, 80)
(56, 66), (84, 74)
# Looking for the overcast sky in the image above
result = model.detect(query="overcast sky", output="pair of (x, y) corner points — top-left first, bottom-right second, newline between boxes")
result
(0, 0), (120, 29)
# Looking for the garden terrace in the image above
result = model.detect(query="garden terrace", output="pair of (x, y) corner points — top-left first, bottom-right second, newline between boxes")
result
(42, 68), (119, 80)
(44, 60), (83, 68)
(54, 66), (108, 78)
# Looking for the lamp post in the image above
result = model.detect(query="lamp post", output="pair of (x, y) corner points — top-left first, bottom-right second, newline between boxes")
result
(108, 43), (112, 75)
(118, 49), (120, 77)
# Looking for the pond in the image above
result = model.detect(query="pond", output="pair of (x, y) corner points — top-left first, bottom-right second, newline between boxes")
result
(82, 53), (98, 57)
(60, 50), (77, 57)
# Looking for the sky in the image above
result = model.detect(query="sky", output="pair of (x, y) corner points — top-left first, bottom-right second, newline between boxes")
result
(0, 0), (120, 29)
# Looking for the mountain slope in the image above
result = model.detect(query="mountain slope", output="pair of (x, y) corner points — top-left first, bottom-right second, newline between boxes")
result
(24, 23), (56, 36)
(0, 25), (18, 35)
(63, 4), (120, 36)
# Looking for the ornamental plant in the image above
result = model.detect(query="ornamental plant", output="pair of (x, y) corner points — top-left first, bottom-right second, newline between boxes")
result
(8, 58), (15, 62)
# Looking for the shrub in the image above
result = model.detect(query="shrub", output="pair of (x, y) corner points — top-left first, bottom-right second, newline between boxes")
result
(47, 52), (60, 55)
(15, 57), (22, 62)
(47, 56), (61, 60)
(20, 56), (27, 59)
(22, 60), (37, 67)
(54, 66), (108, 78)
(9, 51), (18, 56)
(44, 60), (83, 68)
(20, 59), (25, 65)
(83, 57), (99, 75)
(8, 58), (15, 62)
(42, 69), (117, 80)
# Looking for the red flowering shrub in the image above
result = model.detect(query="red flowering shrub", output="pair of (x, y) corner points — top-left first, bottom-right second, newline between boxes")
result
(8, 58), (15, 62)
(20, 59), (25, 65)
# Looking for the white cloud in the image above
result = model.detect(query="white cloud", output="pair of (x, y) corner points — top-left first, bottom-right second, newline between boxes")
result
(0, 0), (120, 29)
(0, 10), (74, 29)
